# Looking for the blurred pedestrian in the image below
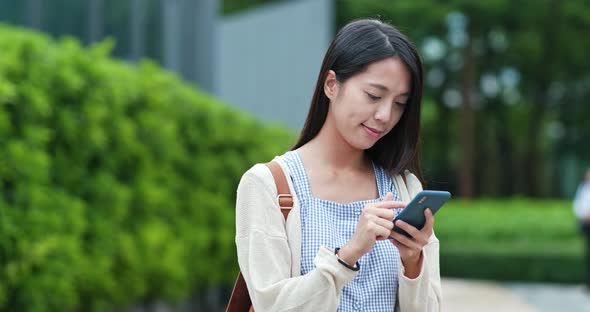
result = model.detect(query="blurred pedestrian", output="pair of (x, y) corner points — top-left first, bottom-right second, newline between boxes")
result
(574, 168), (590, 290)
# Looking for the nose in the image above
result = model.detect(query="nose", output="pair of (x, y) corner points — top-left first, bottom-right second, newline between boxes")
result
(374, 102), (392, 123)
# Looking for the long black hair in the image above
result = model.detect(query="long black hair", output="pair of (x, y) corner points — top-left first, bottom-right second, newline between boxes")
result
(292, 19), (425, 183)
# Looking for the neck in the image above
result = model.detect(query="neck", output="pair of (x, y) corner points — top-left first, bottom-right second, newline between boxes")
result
(298, 115), (369, 171)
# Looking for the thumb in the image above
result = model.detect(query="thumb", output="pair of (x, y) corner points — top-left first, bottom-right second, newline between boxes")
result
(383, 192), (394, 201)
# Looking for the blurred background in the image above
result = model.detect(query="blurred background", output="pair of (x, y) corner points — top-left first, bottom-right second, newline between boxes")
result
(1, 0), (590, 311)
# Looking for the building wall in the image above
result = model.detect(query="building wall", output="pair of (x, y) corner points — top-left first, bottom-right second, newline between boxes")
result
(216, 0), (333, 130)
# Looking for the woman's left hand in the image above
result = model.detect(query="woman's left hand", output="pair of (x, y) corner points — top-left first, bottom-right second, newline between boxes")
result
(388, 208), (434, 278)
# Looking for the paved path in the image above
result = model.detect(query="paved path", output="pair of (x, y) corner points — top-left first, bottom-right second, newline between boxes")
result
(442, 278), (590, 312)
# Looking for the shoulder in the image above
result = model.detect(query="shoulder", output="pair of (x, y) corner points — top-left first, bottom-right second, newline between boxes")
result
(240, 151), (292, 184)
(236, 162), (287, 238)
(238, 153), (295, 200)
(239, 163), (275, 193)
(391, 170), (423, 198)
(403, 170), (423, 195)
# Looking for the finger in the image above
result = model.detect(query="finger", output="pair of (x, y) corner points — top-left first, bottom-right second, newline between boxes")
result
(383, 191), (394, 201)
(422, 208), (435, 237)
(389, 237), (402, 249)
(374, 218), (393, 240)
(375, 200), (406, 209)
(371, 222), (392, 240)
(364, 207), (395, 221)
(373, 216), (394, 232)
(389, 231), (422, 249)
(395, 220), (427, 245)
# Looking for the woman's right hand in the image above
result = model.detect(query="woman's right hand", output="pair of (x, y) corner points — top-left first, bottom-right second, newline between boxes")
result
(337, 192), (405, 265)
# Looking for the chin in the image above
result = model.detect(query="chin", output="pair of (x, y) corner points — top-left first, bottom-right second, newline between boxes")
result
(350, 139), (377, 151)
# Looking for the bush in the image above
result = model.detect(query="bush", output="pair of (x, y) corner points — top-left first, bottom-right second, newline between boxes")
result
(0, 24), (295, 312)
(436, 199), (585, 283)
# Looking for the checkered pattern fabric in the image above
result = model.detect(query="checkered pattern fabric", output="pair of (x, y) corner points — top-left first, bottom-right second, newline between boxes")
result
(281, 151), (402, 311)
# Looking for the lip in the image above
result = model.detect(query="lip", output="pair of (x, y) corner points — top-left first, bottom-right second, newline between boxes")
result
(362, 124), (383, 138)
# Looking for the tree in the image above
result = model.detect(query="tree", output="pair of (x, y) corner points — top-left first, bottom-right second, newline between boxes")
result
(338, 0), (590, 197)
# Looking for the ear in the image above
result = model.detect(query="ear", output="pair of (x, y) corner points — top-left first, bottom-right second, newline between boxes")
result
(323, 70), (339, 101)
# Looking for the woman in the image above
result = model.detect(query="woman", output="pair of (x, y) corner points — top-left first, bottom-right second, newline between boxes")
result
(235, 19), (442, 311)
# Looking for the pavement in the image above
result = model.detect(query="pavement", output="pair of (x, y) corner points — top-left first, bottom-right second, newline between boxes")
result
(442, 278), (590, 312)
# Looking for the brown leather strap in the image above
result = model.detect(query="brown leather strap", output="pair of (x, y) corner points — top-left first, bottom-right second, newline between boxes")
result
(226, 161), (293, 312)
(226, 273), (252, 312)
(265, 161), (293, 218)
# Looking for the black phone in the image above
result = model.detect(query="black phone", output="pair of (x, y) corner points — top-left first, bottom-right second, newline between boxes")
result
(391, 190), (451, 238)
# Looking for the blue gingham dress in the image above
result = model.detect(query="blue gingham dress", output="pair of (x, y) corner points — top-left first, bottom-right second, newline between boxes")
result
(280, 151), (402, 311)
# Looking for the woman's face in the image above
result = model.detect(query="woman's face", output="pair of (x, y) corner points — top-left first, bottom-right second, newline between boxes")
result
(325, 56), (411, 150)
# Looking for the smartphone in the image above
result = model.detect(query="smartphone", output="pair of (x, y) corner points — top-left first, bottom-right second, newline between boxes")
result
(391, 190), (451, 238)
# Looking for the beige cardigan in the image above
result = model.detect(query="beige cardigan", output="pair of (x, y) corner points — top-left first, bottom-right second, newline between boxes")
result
(235, 157), (442, 311)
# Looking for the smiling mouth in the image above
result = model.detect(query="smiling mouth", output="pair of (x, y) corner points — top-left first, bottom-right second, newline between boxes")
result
(362, 124), (383, 137)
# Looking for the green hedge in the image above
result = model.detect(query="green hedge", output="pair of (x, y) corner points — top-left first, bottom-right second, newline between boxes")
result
(436, 199), (585, 283)
(0, 24), (294, 312)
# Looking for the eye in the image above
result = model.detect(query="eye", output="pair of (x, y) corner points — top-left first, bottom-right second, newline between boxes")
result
(366, 92), (381, 101)
(395, 102), (407, 107)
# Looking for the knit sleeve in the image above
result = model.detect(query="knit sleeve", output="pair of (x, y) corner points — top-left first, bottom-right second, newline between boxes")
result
(397, 233), (442, 312)
(396, 171), (442, 312)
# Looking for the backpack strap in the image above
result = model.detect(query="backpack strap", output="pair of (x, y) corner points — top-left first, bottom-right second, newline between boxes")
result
(226, 272), (253, 312)
(226, 160), (293, 312)
(266, 160), (293, 219)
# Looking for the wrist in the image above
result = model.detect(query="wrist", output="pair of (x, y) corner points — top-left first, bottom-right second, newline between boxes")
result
(403, 252), (422, 265)
(334, 247), (360, 271)
(402, 252), (423, 279)
(337, 243), (363, 265)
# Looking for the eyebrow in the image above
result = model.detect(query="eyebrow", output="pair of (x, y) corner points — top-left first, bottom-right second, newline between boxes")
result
(368, 83), (410, 96)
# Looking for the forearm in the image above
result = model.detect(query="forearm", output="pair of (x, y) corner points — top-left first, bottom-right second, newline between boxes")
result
(401, 252), (424, 279)
(398, 238), (442, 312)
(238, 233), (357, 311)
